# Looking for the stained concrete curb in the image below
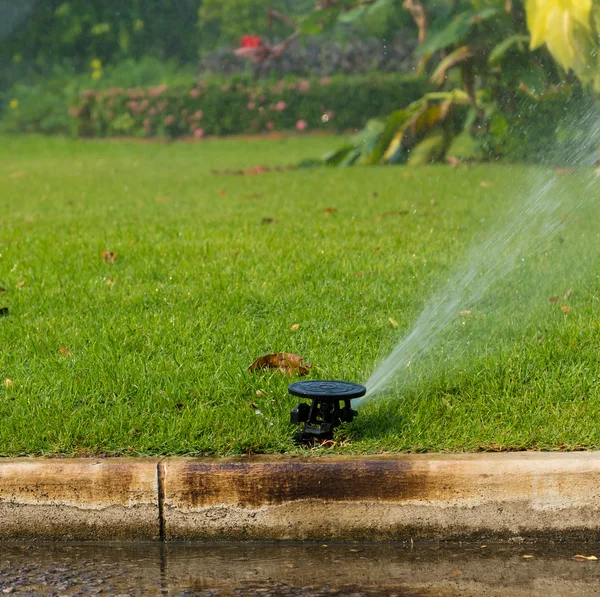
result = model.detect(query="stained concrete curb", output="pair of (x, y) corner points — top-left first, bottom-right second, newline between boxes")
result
(1, 453), (600, 541)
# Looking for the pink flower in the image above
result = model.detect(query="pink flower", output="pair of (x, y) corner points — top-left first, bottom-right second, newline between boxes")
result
(319, 77), (331, 86)
(298, 79), (311, 93)
(126, 100), (138, 111)
(275, 100), (287, 112)
(193, 110), (203, 120)
(149, 108), (158, 116)
(164, 115), (175, 126)
(150, 85), (167, 97)
(68, 106), (81, 118)
(266, 121), (275, 130)
(193, 128), (205, 139)
(296, 119), (308, 132)
(189, 88), (200, 98)
(288, 83), (297, 91)
(247, 102), (256, 110)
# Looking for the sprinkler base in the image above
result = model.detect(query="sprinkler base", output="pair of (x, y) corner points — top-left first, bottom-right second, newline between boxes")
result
(289, 380), (366, 443)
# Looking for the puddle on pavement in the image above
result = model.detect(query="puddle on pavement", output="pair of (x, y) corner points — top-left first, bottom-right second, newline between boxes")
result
(1, 541), (600, 596)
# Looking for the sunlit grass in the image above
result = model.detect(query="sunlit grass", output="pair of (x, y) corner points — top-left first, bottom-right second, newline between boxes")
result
(1, 134), (599, 455)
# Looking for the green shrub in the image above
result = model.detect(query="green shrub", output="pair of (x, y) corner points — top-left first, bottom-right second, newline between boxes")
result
(7, 72), (428, 138)
(0, 58), (197, 135)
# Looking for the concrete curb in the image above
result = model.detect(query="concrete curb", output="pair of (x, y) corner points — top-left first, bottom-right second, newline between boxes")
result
(1, 453), (600, 541)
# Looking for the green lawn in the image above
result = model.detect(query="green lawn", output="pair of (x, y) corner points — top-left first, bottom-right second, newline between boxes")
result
(1, 134), (600, 456)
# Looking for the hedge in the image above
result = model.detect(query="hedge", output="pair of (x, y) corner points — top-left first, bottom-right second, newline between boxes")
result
(69, 74), (430, 138)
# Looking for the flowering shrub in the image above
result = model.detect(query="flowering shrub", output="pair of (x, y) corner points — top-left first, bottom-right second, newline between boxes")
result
(69, 74), (429, 138)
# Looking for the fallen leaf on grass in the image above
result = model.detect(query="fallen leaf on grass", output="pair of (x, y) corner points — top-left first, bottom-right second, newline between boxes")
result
(324, 207), (338, 216)
(219, 189), (227, 196)
(59, 347), (70, 356)
(389, 317), (399, 328)
(549, 296), (559, 303)
(355, 271), (364, 277)
(261, 217), (276, 224)
(248, 352), (311, 376)
(564, 288), (572, 300)
(479, 181), (493, 188)
(561, 305), (571, 313)
(290, 323), (300, 331)
(15, 281), (24, 289)
(9, 171), (28, 179)
(3, 379), (15, 389)
(574, 554), (598, 561)
(522, 555), (534, 559)
(0, 307), (8, 317)
(244, 166), (268, 175)
(446, 156), (461, 168)
(459, 310), (471, 316)
(255, 390), (265, 397)
(101, 251), (116, 263)
(0, 286), (5, 292)
(555, 168), (576, 176)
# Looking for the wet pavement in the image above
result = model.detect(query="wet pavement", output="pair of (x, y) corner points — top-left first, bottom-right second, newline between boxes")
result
(0, 541), (599, 596)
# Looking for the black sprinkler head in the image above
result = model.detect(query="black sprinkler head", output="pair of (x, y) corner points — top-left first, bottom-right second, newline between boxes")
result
(289, 380), (366, 443)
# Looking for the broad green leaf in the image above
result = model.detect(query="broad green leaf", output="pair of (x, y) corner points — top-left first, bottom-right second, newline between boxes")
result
(322, 145), (355, 166)
(417, 8), (499, 55)
(338, 6), (368, 23)
(488, 35), (529, 65)
(370, 109), (411, 164)
(430, 46), (473, 86)
(407, 129), (450, 165)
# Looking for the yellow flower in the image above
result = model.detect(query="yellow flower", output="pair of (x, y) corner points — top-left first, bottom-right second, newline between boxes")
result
(91, 70), (102, 80)
(91, 58), (102, 70)
(526, 0), (594, 74)
(9, 99), (19, 109)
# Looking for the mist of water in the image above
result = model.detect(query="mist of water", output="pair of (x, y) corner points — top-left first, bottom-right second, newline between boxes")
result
(357, 110), (600, 408)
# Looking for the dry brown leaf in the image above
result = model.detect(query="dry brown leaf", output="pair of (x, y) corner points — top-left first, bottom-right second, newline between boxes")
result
(561, 305), (571, 313)
(59, 347), (70, 356)
(574, 554), (598, 561)
(15, 281), (25, 289)
(0, 286), (5, 292)
(9, 171), (28, 179)
(102, 251), (116, 263)
(549, 296), (559, 303)
(248, 352), (311, 376)
(479, 181), (493, 188)
(261, 217), (276, 224)
(459, 310), (471, 316)
(446, 156), (461, 168)
(106, 279), (116, 286)
(522, 555), (534, 559)
(324, 207), (338, 215)
(563, 288), (572, 300)
(290, 323), (300, 331)
(452, 570), (463, 575)
(3, 379), (15, 389)
(355, 271), (364, 277)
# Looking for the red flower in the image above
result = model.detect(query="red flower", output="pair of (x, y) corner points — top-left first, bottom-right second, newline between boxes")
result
(240, 35), (263, 48)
